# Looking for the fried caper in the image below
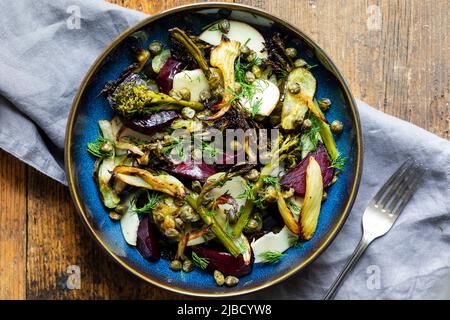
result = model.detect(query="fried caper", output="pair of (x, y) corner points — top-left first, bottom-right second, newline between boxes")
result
(149, 40), (163, 56)
(264, 185), (278, 202)
(318, 98), (331, 111)
(245, 169), (260, 182)
(218, 19), (230, 33)
(294, 59), (308, 68)
(182, 260), (195, 273)
(181, 107), (196, 119)
(225, 276), (239, 287)
(302, 119), (313, 130)
(169, 89), (182, 101)
(109, 211), (122, 221)
(179, 87), (191, 101)
(288, 82), (301, 94)
(214, 270), (225, 286)
(240, 45), (250, 56)
(246, 51), (257, 62)
(170, 260), (182, 271)
(244, 71), (256, 84)
(285, 47), (297, 58)
(251, 65), (262, 78)
(199, 89), (211, 102)
(330, 120), (344, 133)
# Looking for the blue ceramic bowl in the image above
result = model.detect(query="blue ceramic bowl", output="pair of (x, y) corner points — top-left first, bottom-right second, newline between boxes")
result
(65, 3), (363, 297)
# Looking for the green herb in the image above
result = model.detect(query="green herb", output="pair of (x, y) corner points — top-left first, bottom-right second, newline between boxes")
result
(133, 191), (161, 214)
(204, 208), (217, 217)
(287, 201), (301, 217)
(307, 63), (319, 69)
(259, 251), (285, 264)
(180, 270), (185, 280)
(192, 252), (209, 270)
(330, 154), (347, 170)
(87, 131), (113, 158)
(262, 176), (279, 186)
(237, 182), (255, 201)
(300, 124), (320, 150)
(201, 141), (220, 158)
(288, 235), (304, 248)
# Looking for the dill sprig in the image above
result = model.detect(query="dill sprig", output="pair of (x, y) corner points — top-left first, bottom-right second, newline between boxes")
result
(287, 200), (301, 217)
(133, 191), (161, 214)
(87, 131), (113, 158)
(330, 154), (347, 170)
(192, 252), (209, 270)
(259, 251), (285, 264)
(237, 182), (255, 201)
(288, 235), (304, 248)
(262, 176), (279, 186)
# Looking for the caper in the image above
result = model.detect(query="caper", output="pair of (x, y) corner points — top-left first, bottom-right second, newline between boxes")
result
(244, 218), (261, 233)
(318, 98), (332, 111)
(244, 71), (256, 84)
(245, 169), (260, 182)
(115, 203), (128, 215)
(212, 85), (224, 98)
(209, 68), (222, 88)
(240, 45), (250, 56)
(199, 89), (211, 102)
(149, 40), (163, 56)
(285, 47), (297, 58)
(218, 19), (230, 34)
(282, 188), (295, 199)
(180, 205), (199, 223)
(225, 276), (239, 287)
(232, 82), (242, 94)
(288, 82), (301, 94)
(294, 58), (308, 68)
(295, 117), (304, 127)
(246, 51), (257, 62)
(322, 192), (328, 202)
(169, 89), (182, 101)
(191, 181), (203, 194)
(109, 211), (122, 221)
(181, 107), (196, 119)
(182, 260), (195, 273)
(100, 140), (113, 153)
(251, 65), (262, 78)
(302, 119), (313, 130)
(170, 260), (182, 271)
(165, 228), (180, 239)
(179, 87), (191, 101)
(264, 185), (278, 202)
(214, 270), (225, 286)
(330, 120), (344, 133)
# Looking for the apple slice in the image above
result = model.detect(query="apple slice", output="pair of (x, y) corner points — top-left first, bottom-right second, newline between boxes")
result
(199, 20), (267, 59)
(251, 226), (298, 263)
(298, 156), (323, 240)
(120, 194), (139, 246)
(172, 69), (210, 102)
(240, 79), (280, 117)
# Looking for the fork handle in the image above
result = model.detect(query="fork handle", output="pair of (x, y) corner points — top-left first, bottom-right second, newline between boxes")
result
(323, 237), (371, 300)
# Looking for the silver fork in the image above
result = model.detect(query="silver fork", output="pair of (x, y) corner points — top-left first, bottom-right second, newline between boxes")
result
(323, 159), (424, 300)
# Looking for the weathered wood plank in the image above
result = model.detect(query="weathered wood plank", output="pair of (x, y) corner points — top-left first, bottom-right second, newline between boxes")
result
(0, 150), (26, 299)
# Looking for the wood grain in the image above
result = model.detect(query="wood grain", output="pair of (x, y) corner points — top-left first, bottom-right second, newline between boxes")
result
(0, 0), (448, 300)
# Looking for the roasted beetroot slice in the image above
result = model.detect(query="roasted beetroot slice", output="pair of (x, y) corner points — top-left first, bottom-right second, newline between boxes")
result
(136, 215), (160, 262)
(170, 161), (216, 182)
(156, 58), (183, 94)
(125, 111), (178, 135)
(192, 246), (253, 277)
(280, 144), (334, 196)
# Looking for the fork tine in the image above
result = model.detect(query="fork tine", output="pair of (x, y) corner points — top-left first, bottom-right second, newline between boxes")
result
(380, 162), (417, 208)
(391, 168), (424, 216)
(372, 159), (413, 204)
(385, 165), (422, 212)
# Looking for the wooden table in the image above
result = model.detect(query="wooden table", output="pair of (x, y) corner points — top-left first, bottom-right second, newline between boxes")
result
(0, 0), (448, 299)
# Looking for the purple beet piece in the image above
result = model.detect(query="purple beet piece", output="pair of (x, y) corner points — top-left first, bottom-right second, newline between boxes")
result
(156, 58), (183, 94)
(192, 246), (254, 277)
(125, 111), (178, 135)
(170, 161), (216, 182)
(280, 144), (334, 196)
(136, 215), (160, 262)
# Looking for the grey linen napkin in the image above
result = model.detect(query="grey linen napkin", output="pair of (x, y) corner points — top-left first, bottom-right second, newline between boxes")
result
(0, 0), (449, 299)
